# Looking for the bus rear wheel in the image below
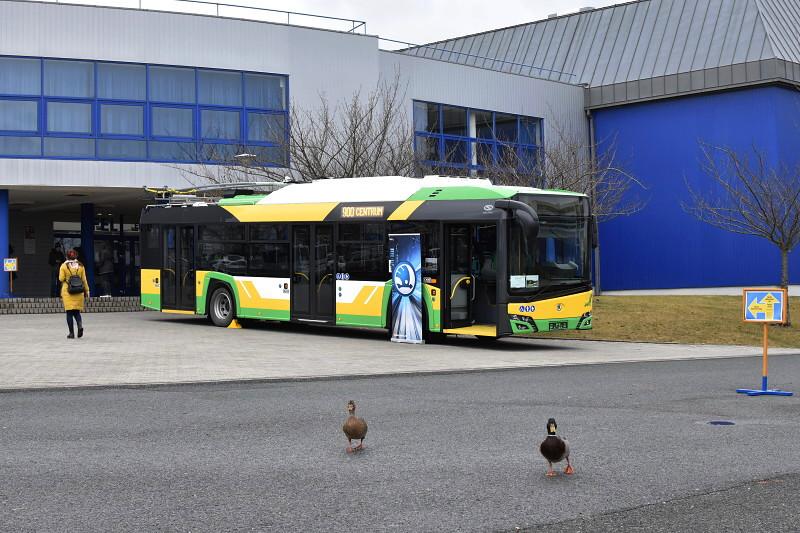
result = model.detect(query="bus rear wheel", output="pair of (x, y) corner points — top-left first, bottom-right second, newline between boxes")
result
(209, 286), (235, 327)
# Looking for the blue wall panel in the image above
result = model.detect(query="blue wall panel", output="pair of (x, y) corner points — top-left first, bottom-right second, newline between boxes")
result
(594, 85), (800, 290)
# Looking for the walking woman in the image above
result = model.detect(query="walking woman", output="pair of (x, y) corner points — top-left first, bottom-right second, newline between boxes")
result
(59, 249), (90, 339)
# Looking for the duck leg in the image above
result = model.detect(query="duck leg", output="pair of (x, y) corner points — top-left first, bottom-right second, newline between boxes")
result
(346, 439), (354, 454)
(564, 456), (574, 475)
(354, 438), (365, 451)
(546, 462), (557, 477)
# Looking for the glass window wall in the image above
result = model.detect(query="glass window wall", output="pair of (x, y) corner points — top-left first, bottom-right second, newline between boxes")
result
(412, 100), (543, 176)
(0, 55), (289, 165)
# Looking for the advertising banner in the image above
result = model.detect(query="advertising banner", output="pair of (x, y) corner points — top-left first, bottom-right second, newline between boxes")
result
(388, 233), (423, 344)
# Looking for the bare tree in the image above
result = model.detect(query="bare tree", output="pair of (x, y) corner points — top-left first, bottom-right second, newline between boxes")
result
(684, 143), (800, 324)
(483, 125), (646, 221)
(481, 125), (646, 294)
(177, 73), (416, 186)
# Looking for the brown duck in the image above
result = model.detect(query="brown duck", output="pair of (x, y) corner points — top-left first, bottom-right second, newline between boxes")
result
(342, 400), (368, 453)
(539, 417), (574, 477)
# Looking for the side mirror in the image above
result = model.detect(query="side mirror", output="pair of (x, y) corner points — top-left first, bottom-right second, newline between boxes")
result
(494, 199), (539, 241)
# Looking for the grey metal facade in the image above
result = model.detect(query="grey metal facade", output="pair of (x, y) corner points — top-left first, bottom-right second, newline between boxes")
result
(404, 0), (800, 108)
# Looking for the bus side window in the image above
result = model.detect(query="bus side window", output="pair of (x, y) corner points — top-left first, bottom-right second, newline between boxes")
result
(337, 223), (386, 281)
(140, 224), (161, 269)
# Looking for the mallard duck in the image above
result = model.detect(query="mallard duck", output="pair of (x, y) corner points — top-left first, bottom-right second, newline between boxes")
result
(539, 417), (574, 477)
(342, 400), (368, 453)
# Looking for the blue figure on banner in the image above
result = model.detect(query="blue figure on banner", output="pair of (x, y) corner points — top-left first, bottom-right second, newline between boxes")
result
(393, 262), (416, 297)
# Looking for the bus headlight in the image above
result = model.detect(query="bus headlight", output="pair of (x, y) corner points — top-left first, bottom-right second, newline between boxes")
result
(510, 314), (538, 333)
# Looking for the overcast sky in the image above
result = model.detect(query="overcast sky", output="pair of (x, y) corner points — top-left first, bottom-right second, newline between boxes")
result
(269, 1), (621, 44)
(191, 0), (624, 46)
(71, 0), (625, 46)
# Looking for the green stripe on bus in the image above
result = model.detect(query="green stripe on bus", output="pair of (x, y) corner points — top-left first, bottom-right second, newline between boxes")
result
(510, 317), (591, 334)
(380, 280), (392, 326)
(407, 186), (516, 201)
(336, 313), (385, 328)
(141, 293), (160, 310)
(422, 285), (441, 332)
(239, 307), (290, 321)
(218, 195), (269, 206)
(198, 272), (241, 315)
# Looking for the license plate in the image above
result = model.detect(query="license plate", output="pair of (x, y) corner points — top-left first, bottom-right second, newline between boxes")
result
(548, 321), (569, 331)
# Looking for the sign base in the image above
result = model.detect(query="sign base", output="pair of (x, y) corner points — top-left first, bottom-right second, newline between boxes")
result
(736, 376), (793, 396)
(736, 388), (793, 396)
(390, 337), (424, 345)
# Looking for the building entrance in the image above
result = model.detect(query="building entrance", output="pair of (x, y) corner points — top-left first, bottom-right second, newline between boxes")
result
(54, 221), (141, 297)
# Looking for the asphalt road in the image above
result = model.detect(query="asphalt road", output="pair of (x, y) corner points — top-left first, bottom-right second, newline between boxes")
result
(1, 355), (798, 532)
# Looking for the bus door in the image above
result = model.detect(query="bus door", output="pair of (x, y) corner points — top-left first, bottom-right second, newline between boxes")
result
(291, 224), (334, 322)
(444, 224), (473, 328)
(161, 225), (195, 311)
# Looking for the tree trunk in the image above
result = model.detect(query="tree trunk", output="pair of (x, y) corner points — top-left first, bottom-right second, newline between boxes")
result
(781, 248), (791, 327)
(593, 243), (601, 295)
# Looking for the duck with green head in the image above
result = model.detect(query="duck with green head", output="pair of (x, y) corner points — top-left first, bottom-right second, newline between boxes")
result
(539, 417), (574, 477)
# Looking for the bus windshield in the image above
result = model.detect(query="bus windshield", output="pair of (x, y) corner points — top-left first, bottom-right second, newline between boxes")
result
(509, 194), (591, 294)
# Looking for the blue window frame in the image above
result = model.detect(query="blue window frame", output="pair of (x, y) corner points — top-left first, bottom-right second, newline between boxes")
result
(149, 66), (195, 104)
(0, 99), (38, 132)
(0, 57), (40, 95)
(247, 111), (285, 143)
(46, 101), (93, 135)
(198, 69), (242, 107)
(97, 63), (146, 101)
(100, 104), (144, 137)
(44, 59), (94, 98)
(412, 101), (543, 176)
(151, 106), (193, 139)
(201, 108), (240, 140)
(0, 55), (289, 165)
(0, 136), (41, 156)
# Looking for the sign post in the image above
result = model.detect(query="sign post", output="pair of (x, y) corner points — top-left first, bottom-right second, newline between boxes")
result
(737, 288), (792, 396)
(3, 257), (17, 295)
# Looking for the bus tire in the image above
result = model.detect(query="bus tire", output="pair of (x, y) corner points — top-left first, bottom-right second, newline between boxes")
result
(209, 285), (236, 328)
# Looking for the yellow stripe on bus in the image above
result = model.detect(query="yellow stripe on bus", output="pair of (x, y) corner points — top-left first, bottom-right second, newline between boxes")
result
(387, 200), (424, 220)
(141, 268), (160, 295)
(223, 203), (339, 222)
(235, 280), (290, 311)
(508, 290), (592, 320)
(337, 285), (385, 317)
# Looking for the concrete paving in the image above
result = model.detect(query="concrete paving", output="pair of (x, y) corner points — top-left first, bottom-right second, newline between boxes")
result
(0, 312), (797, 390)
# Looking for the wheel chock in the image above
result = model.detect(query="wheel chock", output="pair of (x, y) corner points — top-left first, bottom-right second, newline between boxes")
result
(227, 319), (242, 329)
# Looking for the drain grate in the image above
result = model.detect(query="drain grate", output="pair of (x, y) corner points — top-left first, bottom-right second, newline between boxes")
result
(708, 420), (736, 426)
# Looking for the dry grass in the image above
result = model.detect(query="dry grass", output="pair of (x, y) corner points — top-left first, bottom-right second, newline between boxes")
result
(544, 296), (800, 348)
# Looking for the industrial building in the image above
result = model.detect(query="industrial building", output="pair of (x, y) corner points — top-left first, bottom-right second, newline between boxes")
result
(1, 0), (798, 298)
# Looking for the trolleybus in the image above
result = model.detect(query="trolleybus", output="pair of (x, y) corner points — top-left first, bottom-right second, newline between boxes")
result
(139, 175), (594, 340)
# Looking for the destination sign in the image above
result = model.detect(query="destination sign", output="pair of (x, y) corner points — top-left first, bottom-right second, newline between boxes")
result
(341, 205), (384, 218)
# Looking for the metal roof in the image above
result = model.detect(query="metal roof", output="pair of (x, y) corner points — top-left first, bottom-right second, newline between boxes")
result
(403, 0), (800, 107)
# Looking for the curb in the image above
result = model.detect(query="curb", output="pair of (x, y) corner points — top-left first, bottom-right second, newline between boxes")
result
(1, 351), (797, 394)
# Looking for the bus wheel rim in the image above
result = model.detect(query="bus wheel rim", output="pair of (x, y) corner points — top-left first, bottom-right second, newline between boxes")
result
(216, 293), (231, 318)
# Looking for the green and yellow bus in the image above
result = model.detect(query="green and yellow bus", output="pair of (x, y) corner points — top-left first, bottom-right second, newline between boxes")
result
(139, 176), (594, 340)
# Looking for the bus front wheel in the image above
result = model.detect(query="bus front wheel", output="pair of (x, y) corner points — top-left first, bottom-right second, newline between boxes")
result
(209, 286), (235, 327)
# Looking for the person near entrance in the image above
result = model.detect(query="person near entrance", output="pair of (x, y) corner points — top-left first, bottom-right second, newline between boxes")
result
(58, 249), (90, 339)
(48, 242), (65, 296)
(97, 248), (114, 296)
